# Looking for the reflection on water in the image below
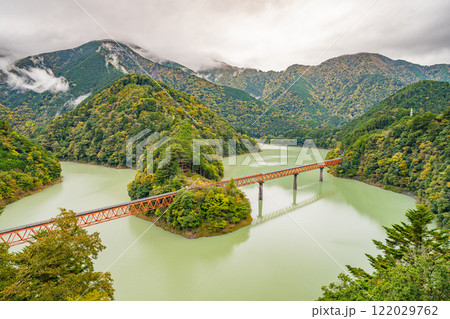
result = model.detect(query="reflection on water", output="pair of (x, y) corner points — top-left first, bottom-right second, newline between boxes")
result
(128, 218), (251, 264)
(0, 147), (416, 300)
(253, 189), (338, 226)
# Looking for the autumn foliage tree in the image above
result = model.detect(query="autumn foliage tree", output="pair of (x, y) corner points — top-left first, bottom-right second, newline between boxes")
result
(0, 120), (61, 208)
(145, 181), (252, 237)
(0, 209), (114, 301)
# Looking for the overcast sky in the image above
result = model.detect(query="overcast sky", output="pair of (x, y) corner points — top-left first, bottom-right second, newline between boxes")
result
(0, 0), (449, 71)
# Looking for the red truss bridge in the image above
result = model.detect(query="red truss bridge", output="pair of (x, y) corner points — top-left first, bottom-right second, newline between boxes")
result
(0, 158), (342, 247)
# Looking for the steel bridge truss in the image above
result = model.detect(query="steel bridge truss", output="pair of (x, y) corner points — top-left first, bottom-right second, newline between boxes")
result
(0, 158), (342, 247)
(0, 192), (178, 247)
(216, 158), (342, 187)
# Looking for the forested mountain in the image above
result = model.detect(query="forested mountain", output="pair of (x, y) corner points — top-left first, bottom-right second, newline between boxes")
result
(3, 41), (448, 139)
(39, 74), (251, 165)
(198, 54), (450, 127)
(337, 80), (450, 147)
(0, 103), (37, 137)
(38, 74), (254, 232)
(284, 81), (449, 148)
(326, 81), (450, 228)
(38, 75), (255, 196)
(0, 41), (124, 128)
(0, 41), (297, 137)
(283, 127), (339, 149)
(0, 120), (60, 210)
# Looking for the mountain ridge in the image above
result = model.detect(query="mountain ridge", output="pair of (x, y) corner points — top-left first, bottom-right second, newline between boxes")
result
(0, 40), (297, 137)
(197, 52), (450, 127)
(337, 80), (450, 147)
(1, 41), (449, 138)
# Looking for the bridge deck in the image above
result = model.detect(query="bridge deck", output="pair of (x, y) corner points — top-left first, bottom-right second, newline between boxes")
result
(0, 158), (342, 246)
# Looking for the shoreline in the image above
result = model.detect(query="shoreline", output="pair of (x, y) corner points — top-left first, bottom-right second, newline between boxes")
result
(1, 178), (63, 210)
(331, 172), (418, 201)
(135, 212), (253, 238)
(59, 160), (135, 170)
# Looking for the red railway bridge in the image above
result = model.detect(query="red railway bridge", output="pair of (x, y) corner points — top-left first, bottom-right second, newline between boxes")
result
(0, 158), (342, 247)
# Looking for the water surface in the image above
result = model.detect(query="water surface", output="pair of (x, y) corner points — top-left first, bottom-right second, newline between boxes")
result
(0, 148), (415, 300)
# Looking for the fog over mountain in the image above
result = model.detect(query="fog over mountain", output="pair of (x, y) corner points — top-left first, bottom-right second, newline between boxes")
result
(0, 0), (449, 71)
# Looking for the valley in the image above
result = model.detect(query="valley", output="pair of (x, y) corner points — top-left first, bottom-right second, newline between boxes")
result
(0, 41), (448, 302)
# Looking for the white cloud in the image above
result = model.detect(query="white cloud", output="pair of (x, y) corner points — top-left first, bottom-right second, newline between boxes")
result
(0, 0), (448, 71)
(0, 58), (11, 70)
(55, 92), (92, 116)
(65, 92), (92, 108)
(3, 65), (69, 94)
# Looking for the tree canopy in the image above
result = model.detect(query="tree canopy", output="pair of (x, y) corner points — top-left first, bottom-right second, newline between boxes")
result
(0, 209), (114, 301)
(327, 107), (450, 228)
(0, 120), (61, 210)
(143, 181), (252, 237)
(319, 205), (449, 301)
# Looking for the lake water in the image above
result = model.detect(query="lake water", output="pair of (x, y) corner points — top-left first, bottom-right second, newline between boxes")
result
(0, 147), (416, 300)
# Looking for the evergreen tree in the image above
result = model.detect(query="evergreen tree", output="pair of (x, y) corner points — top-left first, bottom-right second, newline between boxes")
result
(319, 205), (449, 301)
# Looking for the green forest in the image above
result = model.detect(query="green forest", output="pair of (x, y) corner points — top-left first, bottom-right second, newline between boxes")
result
(127, 121), (227, 200)
(200, 53), (450, 128)
(283, 127), (339, 149)
(0, 41), (302, 138)
(139, 181), (252, 238)
(0, 120), (61, 211)
(0, 210), (114, 301)
(4, 42), (449, 140)
(0, 103), (38, 137)
(337, 80), (450, 147)
(37, 74), (254, 236)
(113, 46), (301, 137)
(327, 109), (450, 228)
(284, 80), (450, 148)
(38, 74), (253, 166)
(325, 81), (449, 228)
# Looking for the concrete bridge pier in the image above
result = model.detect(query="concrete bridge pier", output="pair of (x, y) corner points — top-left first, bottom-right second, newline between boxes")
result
(258, 182), (264, 218)
(258, 200), (263, 218)
(293, 174), (298, 205)
(319, 168), (323, 182)
(258, 182), (264, 200)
